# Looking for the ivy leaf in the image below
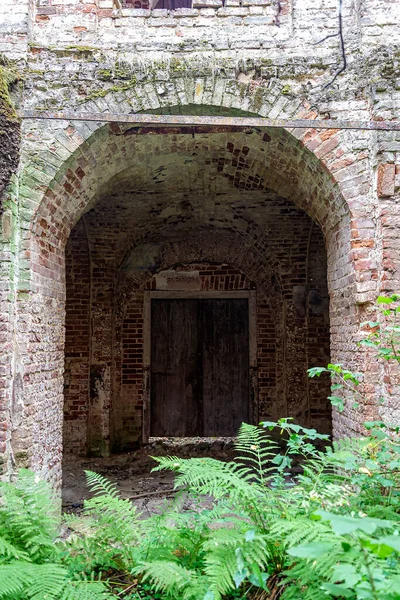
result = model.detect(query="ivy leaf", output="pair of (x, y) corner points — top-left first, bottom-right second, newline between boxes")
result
(235, 548), (245, 573)
(244, 529), (256, 542)
(360, 339), (378, 348)
(249, 564), (268, 589)
(360, 321), (380, 328)
(328, 396), (345, 412)
(377, 535), (400, 554)
(377, 295), (395, 304)
(341, 542), (352, 552)
(360, 538), (397, 559)
(233, 569), (247, 588)
(261, 421), (277, 430)
(330, 563), (361, 587)
(364, 421), (386, 430)
(287, 542), (335, 558)
(315, 510), (394, 535)
(321, 583), (353, 597)
(307, 367), (328, 378)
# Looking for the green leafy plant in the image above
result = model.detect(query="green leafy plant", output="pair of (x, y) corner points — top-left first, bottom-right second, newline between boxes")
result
(0, 470), (112, 600)
(360, 294), (400, 363)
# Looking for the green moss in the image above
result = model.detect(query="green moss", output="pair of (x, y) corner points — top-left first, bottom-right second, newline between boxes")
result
(98, 69), (113, 81)
(281, 84), (291, 95)
(239, 84), (247, 100)
(170, 58), (186, 73)
(251, 86), (264, 112)
(15, 451), (29, 460)
(65, 45), (95, 53)
(0, 64), (19, 122)
(81, 76), (138, 103)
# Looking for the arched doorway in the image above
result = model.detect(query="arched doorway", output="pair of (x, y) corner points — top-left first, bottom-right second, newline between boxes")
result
(10, 113), (355, 487)
(62, 127), (333, 458)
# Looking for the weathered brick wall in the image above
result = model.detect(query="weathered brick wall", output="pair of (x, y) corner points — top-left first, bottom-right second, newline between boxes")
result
(0, 0), (399, 485)
(64, 220), (91, 454)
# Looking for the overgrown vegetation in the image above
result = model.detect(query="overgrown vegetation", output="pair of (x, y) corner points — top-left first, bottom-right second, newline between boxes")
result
(1, 296), (400, 599)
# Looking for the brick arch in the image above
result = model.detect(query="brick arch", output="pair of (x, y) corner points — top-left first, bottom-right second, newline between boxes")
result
(25, 124), (353, 313)
(9, 80), (375, 485)
(20, 76), (356, 244)
(115, 230), (282, 312)
(28, 123), (348, 244)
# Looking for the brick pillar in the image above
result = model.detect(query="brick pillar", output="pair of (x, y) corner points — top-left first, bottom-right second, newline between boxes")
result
(86, 264), (115, 456)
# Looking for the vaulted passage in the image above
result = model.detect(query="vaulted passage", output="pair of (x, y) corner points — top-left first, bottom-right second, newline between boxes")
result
(63, 128), (332, 457)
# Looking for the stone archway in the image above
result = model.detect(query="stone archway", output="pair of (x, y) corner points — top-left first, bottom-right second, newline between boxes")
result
(60, 126), (336, 464)
(2, 82), (372, 486)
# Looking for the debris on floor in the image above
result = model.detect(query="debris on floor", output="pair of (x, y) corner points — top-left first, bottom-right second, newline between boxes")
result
(62, 437), (236, 514)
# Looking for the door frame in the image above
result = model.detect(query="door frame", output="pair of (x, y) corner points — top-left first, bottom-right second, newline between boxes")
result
(142, 290), (258, 442)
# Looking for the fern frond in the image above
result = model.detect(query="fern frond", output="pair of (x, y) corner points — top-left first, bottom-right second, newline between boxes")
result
(203, 527), (268, 597)
(153, 456), (268, 503)
(81, 471), (141, 551)
(59, 579), (113, 600)
(271, 516), (336, 549)
(138, 560), (208, 600)
(0, 470), (59, 563)
(234, 424), (278, 485)
(0, 562), (67, 599)
(0, 535), (30, 563)
(84, 471), (120, 498)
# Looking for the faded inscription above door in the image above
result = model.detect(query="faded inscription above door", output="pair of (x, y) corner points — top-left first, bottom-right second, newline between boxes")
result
(151, 298), (250, 437)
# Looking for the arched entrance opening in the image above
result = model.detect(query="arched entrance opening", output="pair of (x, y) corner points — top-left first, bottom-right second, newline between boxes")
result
(13, 116), (354, 487)
(62, 126), (334, 459)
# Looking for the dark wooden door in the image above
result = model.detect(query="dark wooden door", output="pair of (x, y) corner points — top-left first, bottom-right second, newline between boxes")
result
(150, 298), (249, 437)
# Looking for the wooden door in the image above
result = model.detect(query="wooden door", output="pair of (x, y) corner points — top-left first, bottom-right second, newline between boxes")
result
(150, 298), (249, 437)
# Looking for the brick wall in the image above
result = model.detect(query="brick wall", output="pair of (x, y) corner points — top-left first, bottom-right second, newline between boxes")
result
(0, 0), (399, 485)
(64, 220), (91, 454)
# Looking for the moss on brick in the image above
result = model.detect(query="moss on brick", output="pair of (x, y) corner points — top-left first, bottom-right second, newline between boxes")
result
(0, 65), (18, 122)
(0, 58), (21, 206)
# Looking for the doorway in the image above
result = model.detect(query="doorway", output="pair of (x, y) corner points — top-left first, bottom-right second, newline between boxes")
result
(149, 296), (251, 437)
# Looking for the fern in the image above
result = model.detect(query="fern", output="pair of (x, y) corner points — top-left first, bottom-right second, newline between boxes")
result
(0, 470), (59, 563)
(138, 560), (208, 600)
(233, 423), (277, 486)
(152, 426), (280, 532)
(0, 536), (29, 562)
(0, 471), (113, 600)
(63, 470), (141, 574)
(202, 527), (268, 597)
(3, 419), (399, 600)
(0, 563), (67, 599)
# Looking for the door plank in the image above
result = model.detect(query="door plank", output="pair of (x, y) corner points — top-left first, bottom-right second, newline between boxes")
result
(201, 299), (250, 436)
